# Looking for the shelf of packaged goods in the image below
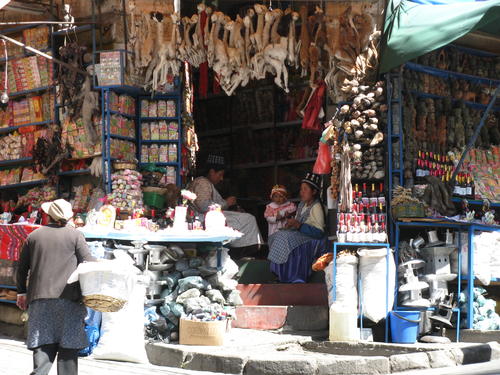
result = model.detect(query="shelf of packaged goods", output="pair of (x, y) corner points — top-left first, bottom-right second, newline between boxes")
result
(139, 162), (178, 167)
(0, 48), (52, 64)
(404, 90), (500, 112)
(0, 299), (16, 304)
(141, 140), (178, 144)
(108, 110), (136, 119)
(57, 169), (91, 176)
(109, 134), (135, 142)
(140, 117), (178, 122)
(0, 179), (48, 190)
(0, 284), (16, 290)
(451, 197), (500, 208)
(9, 85), (54, 98)
(0, 120), (52, 135)
(405, 62), (500, 87)
(0, 157), (33, 167)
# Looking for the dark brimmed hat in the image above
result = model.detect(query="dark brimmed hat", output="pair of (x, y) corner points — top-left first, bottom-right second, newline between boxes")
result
(302, 173), (322, 191)
(206, 154), (225, 171)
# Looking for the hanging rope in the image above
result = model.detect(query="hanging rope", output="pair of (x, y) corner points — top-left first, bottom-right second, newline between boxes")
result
(339, 139), (353, 213)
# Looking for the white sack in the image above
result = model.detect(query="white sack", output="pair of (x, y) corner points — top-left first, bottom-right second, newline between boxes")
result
(358, 248), (396, 323)
(92, 283), (149, 363)
(206, 247), (239, 280)
(473, 232), (494, 286)
(487, 232), (500, 279)
(324, 255), (358, 310)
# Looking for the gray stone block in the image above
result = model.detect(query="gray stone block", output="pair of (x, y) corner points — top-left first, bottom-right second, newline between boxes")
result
(286, 306), (329, 331)
(244, 356), (317, 375)
(389, 352), (430, 373)
(317, 356), (390, 375)
(183, 352), (246, 374)
(427, 350), (458, 368)
(145, 343), (184, 368)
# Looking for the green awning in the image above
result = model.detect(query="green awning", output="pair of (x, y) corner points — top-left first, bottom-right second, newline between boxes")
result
(380, 0), (500, 73)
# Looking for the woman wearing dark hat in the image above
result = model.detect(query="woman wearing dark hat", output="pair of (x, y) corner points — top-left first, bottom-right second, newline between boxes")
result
(188, 155), (262, 249)
(267, 173), (327, 283)
(16, 199), (95, 375)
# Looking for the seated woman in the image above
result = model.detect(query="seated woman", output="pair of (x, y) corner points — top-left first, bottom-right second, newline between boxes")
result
(188, 155), (262, 251)
(268, 173), (327, 283)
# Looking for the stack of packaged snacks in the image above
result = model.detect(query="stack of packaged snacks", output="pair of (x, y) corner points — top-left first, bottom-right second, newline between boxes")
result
(108, 92), (136, 116)
(141, 121), (178, 140)
(0, 168), (22, 185)
(62, 116), (102, 159)
(20, 167), (45, 182)
(71, 184), (94, 212)
(22, 26), (49, 51)
(110, 114), (136, 138)
(2, 55), (53, 93)
(17, 186), (57, 208)
(110, 139), (136, 162)
(0, 129), (48, 160)
(141, 100), (176, 118)
(141, 144), (177, 163)
(108, 169), (143, 212)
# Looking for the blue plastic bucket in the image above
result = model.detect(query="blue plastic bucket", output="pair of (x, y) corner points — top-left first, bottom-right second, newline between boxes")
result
(390, 311), (421, 344)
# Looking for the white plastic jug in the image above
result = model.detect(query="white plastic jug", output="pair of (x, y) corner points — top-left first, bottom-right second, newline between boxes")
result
(329, 303), (358, 342)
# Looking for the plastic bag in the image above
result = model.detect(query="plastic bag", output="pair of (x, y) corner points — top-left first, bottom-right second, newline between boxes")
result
(78, 308), (102, 357)
(92, 284), (149, 363)
(358, 248), (396, 323)
(313, 141), (332, 175)
(324, 255), (358, 309)
(473, 232), (493, 286)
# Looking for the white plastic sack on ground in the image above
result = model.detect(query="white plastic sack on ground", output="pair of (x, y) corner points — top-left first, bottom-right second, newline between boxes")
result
(67, 259), (137, 302)
(324, 255), (358, 310)
(206, 247), (239, 279)
(92, 283), (149, 363)
(473, 232), (494, 286)
(358, 247), (396, 323)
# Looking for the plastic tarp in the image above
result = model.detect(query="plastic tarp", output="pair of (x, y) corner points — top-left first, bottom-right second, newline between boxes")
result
(380, 0), (500, 73)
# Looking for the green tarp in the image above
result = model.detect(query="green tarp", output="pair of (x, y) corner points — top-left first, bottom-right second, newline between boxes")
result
(380, 0), (500, 73)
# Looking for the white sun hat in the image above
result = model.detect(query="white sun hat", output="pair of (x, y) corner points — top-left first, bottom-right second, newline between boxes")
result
(41, 199), (74, 222)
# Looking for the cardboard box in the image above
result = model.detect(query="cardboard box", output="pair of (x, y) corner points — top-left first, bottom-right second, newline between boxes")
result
(179, 318), (227, 346)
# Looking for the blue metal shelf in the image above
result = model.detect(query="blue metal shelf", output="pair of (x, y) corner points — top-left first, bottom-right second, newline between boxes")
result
(109, 134), (135, 142)
(108, 110), (136, 119)
(139, 162), (178, 167)
(0, 179), (48, 190)
(140, 117), (178, 122)
(451, 197), (500, 208)
(52, 25), (93, 36)
(0, 299), (16, 304)
(0, 157), (33, 167)
(141, 139), (178, 144)
(405, 62), (500, 87)
(0, 48), (52, 64)
(335, 242), (389, 247)
(0, 284), (16, 290)
(0, 120), (52, 134)
(9, 85), (54, 98)
(57, 169), (91, 176)
(404, 90), (500, 112)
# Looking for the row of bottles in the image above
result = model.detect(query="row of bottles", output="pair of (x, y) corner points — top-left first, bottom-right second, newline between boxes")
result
(415, 151), (455, 183)
(337, 182), (388, 243)
(453, 173), (475, 199)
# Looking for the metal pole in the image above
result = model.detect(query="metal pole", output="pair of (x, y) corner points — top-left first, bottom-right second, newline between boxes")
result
(0, 33), (89, 77)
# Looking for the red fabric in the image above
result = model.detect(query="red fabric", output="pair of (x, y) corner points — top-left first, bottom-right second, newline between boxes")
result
(313, 142), (332, 174)
(0, 224), (40, 261)
(198, 10), (209, 98)
(301, 81), (326, 131)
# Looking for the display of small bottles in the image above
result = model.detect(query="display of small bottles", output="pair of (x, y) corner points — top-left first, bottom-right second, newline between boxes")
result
(453, 172), (475, 199)
(415, 151), (455, 183)
(337, 182), (388, 243)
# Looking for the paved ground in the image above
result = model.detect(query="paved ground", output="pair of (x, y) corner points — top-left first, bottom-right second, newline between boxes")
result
(0, 337), (224, 375)
(399, 360), (500, 374)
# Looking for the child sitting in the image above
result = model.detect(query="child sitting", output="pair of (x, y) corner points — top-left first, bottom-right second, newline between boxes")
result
(264, 185), (296, 236)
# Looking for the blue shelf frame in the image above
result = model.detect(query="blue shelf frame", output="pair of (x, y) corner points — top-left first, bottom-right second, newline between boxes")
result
(108, 110), (136, 119)
(0, 157), (33, 167)
(57, 169), (91, 177)
(141, 139), (178, 144)
(332, 242), (391, 343)
(140, 117), (178, 121)
(395, 221), (465, 342)
(404, 90), (500, 112)
(109, 134), (136, 142)
(0, 120), (52, 135)
(9, 85), (53, 98)
(451, 197), (500, 208)
(0, 179), (48, 190)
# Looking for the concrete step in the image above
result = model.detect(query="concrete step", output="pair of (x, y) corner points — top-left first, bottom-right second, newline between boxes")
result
(236, 259), (325, 284)
(233, 305), (329, 331)
(236, 283), (328, 306)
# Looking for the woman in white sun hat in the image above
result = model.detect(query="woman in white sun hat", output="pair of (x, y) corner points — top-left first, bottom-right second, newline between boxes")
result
(16, 199), (95, 375)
